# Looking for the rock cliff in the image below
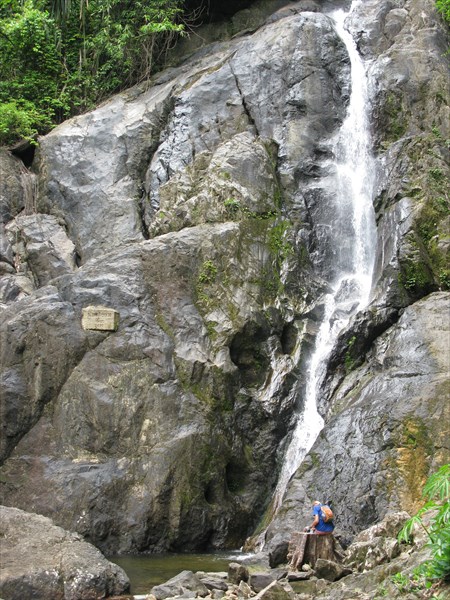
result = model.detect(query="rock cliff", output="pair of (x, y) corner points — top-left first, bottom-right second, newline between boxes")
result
(0, 0), (448, 556)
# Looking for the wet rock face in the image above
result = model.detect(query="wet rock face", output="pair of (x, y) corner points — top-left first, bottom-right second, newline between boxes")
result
(0, 5), (353, 554)
(356, 0), (450, 309)
(0, 0), (449, 557)
(266, 292), (450, 549)
(0, 287), (88, 463)
(0, 225), (289, 553)
(263, 0), (449, 552)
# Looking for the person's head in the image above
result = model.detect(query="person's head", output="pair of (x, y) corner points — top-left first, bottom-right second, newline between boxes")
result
(313, 500), (321, 506)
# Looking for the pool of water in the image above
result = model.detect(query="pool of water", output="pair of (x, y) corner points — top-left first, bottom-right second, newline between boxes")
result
(109, 551), (247, 594)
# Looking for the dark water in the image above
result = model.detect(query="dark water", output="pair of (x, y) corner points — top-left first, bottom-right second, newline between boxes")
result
(109, 552), (247, 594)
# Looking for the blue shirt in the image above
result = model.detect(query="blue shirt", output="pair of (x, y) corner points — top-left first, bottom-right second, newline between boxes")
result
(313, 504), (334, 532)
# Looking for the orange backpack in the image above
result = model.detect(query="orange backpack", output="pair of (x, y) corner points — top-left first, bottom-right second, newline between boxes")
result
(320, 504), (334, 522)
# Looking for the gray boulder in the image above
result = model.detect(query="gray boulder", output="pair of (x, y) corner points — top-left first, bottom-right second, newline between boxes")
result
(250, 573), (277, 593)
(196, 575), (228, 592)
(254, 581), (294, 600)
(313, 559), (345, 582)
(151, 570), (209, 600)
(0, 286), (88, 462)
(5, 214), (77, 286)
(228, 563), (250, 585)
(0, 150), (28, 223)
(268, 534), (289, 568)
(353, 512), (410, 543)
(343, 512), (407, 572)
(0, 505), (129, 600)
(0, 224), (14, 265)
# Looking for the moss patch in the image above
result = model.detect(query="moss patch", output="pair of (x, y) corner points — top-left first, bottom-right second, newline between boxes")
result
(382, 91), (408, 144)
(344, 335), (357, 373)
(397, 135), (449, 297)
(396, 417), (433, 514)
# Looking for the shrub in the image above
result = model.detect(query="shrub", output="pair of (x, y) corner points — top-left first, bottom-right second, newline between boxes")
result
(0, 101), (50, 146)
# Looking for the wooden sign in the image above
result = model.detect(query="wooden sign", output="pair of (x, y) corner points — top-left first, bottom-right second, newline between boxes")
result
(81, 306), (119, 331)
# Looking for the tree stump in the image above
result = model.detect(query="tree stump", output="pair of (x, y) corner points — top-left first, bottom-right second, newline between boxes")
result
(287, 532), (308, 570)
(288, 532), (338, 570)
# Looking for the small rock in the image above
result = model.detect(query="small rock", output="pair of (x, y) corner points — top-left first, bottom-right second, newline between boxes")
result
(287, 572), (311, 581)
(254, 580), (294, 600)
(237, 580), (253, 598)
(228, 563), (249, 585)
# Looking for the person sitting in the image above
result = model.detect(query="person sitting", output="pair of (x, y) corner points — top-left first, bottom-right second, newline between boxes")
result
(304, 500), (335, 534)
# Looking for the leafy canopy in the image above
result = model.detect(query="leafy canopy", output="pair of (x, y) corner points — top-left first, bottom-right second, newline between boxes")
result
(0, 0), (185, 145)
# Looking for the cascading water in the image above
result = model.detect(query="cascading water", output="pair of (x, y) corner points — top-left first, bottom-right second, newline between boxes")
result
(272, 1), (377, 512)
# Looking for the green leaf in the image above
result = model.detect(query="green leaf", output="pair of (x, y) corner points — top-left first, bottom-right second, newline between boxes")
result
(423, 464), (450, 502)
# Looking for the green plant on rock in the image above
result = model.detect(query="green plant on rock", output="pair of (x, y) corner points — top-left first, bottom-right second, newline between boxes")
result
(374, 583), (389, 598)
(439, 268), (450, 290)
(429, 168), (445, 183)
(432, 125), (443, 139)
(198, 260), (218, 284)
(273, 185), (282, 211)
(389, 570), (438, 597)
(390, 572), (410, 593)
(344, 335), (357, 373)
(408, 189), (450, 292)
(205, 320), (218, 340)
(224, 197), (241, 217)
(268, 219), (293, 267)
(383, 91), (407, 143)
(399, 257), (433, 293)
(398, 464), (450, 583)
(436, 0), (450, 24)
(195, 259), (218, 310)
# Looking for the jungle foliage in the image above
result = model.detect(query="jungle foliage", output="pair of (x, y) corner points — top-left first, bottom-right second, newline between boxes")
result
(0, 0), (185, 145)
(398, 464), (450, 584)
(436, 0), (450, 23)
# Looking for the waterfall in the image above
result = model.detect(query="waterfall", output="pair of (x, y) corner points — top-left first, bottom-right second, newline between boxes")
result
(272, 1), (377, 512)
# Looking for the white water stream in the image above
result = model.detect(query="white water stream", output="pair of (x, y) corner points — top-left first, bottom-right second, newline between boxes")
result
(272, 2), (377, 512)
